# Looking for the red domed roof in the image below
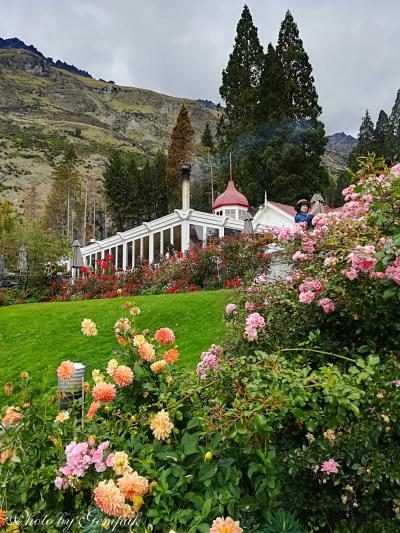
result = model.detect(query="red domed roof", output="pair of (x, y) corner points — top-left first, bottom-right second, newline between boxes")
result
(213, 180), (249, 210)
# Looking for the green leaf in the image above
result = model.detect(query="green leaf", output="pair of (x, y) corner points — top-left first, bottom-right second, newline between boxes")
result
(180, 432), (199, 456)
(198, 463), (218, 482)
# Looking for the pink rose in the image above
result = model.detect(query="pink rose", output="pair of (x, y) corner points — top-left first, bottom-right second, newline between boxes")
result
(320, 459), (339, 474)
(317, 298), (335, 313)
(225, 304), (237, 314)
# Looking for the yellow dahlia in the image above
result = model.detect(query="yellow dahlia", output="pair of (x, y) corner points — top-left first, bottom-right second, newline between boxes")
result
(117, 471), (149, 500)
(130, 306), (141, 316)
(20, 371), (29, 379)
(92, 383), (116, 403)
(81, 318), (97, 336)
(55, 410), (70, 423)
(106, 359), (119, 376)
(138, 342), (156, 362)
(111, 451), (132, 476)
(150, 360), (167, 374)
(113, 365), (134, 387)
(209, 516), (243, 533)
(164, 349), (179, 365)
(150, 409), (174, 440)
(92, 369), (105, 384)
(57, 360), (75, 380)
(133, 334), (146, 347)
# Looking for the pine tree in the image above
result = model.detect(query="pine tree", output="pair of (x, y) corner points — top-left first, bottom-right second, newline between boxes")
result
(388, 90), (400, 159)
(349, 110), (376, 169)
(276, 10), (321, 121)
(103, 150), (135, 231)
(374, 109), (390, 157)
(219, 4), (264, 138)
(166, 104), (195, 203)
(259, 43), (288, 122)
(44, 145), (81, 240)
(201, 123), (214, 152)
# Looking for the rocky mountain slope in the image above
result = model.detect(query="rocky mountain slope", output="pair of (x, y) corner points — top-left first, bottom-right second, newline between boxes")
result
(0, 47), (220, 211)
(323, 132), (357, 175)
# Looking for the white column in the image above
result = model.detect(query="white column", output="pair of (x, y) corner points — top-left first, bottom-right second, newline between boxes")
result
(140, 238), (143, 260)
(181, 221), (190, 251)
(149, 233), (154, 263)
(122, 242), (127, 271)
(160, 231), (164, 258)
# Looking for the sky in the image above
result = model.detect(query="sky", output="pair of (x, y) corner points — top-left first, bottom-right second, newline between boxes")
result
(1, 0), (399, 136)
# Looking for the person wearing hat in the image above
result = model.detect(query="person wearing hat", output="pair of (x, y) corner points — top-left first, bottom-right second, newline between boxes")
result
(294, 199), (313, 228)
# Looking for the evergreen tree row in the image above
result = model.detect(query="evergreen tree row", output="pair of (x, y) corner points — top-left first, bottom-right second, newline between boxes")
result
(349, 89), (400, 168)
(103, 150), (168, 232)
(217, 6), (329, 206)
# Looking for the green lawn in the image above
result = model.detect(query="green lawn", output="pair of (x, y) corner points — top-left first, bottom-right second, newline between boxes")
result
(0, 291), (230, 390)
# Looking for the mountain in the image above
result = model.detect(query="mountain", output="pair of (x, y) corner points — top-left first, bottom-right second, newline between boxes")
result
(323, 132), (357, 174)
(0, 46), (220, 212)
(0, 37), (92, 78)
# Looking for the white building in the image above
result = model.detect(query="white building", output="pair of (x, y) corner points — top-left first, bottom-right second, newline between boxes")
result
(80, 169), (249, 270)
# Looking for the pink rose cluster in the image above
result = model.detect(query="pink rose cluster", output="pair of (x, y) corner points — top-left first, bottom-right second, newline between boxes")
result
(385, 257), (400, 286)
(244, 312), (265, 342)
(317, 297), (335, 313)
(298, 278), (323, 304)
(278, 224), (306, 242)
(197, 344), (222, 381)
(320, 458), (339, 475)
(225, 303), (237, 315)
(55, 440), (111, 489)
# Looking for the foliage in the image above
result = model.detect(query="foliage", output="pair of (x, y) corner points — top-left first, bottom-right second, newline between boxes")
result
(217, 8), (328, 206)
(54, 234), (273, 301)
(103, 149), (169, 232)
(166, 104), (195, 206)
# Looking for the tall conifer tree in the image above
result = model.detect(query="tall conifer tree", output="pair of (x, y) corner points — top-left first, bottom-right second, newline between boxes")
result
(259, 43), (287, 122)
(219, 5), (264, 139)
(349, 110), (376, 169)
(166, 104), (195, 192)
(276, 10), (321, 121)
(374, 110), (390, 157)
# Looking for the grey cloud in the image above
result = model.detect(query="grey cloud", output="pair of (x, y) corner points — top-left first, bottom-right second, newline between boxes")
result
(1, 0), (399, 135)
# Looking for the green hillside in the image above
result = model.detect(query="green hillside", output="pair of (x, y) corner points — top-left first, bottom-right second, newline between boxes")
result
(0, 290), (230, 394)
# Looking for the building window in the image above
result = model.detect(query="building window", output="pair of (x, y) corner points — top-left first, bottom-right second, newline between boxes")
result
(110, 247), (116, 264)
(117, 244), (123, 269)
(206, 227), (219, 242)
(153, 232), (161, 263)
(190, 224), (203, 245)
(173, 225), (182, 252)
(224, 228), (241, 237)
(238, 209), (247, 220)
(163, 228), (171, 255)
(225, 209), (236, 218)
(127, 242), (133, 269)
(143, 236), (149, 261)
(134, 239), (140, 265)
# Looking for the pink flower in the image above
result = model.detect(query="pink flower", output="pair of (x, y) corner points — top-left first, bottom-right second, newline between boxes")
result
(245, 301), (254, 311)
(246, 312), (265, 329)
(342, 268), (358, 281)
(320, 459), (339, 474)
(324, 256), (338, 267)
(317, 298), (335, 313)
(299, 290), (316, 304)
(391, 163), (400, 177)
(392, 380), (400, 387)
(225, 304), (236, 314)
(210, 516), (243, 533)
(293, 251), (308, 261)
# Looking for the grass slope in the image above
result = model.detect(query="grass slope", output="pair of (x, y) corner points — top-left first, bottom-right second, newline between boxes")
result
(0, 291), (230, 390)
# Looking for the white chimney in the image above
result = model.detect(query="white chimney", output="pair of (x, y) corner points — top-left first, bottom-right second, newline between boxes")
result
(181, 163), (191, 210)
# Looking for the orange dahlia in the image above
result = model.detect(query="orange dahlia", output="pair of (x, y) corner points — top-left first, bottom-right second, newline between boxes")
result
(57, 360), (75, 380)
(138, 342), (156, 362)
(94, 480), (131, 518)
(154, 327), (175, 346)
(113, 365), (134, 387)
(86, 401), (101, 420)
(0, 509), (6, 527)
(117, 471), (149, 500)
(164, 349), (179, 365)
(0, 449), (13, 464)
(209, 517), (243, 533)
(2, 406), (23, 427)
(150, 409), (174, 441)
(92, 382), (116, 403)
(3, 383), (13, 396)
